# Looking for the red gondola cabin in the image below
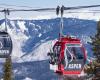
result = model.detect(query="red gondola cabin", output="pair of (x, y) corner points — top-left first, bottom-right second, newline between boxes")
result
(48, 36), (87, 76)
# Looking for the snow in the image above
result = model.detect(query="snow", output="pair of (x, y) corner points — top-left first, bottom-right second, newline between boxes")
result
(0, 22), (7, 31)
(63, 10), (100, 21)
(4, 22), (29, 62)
(10, 21), (15, 27)
(17, 21), (27, 33)
(0, 12), (97, 63)
(8, 10), (100, 21)
(9, 14), (57, 20)
(21, 40), (55, 62)
(23, 77), (33, 80)
(38, 33), (42, 37)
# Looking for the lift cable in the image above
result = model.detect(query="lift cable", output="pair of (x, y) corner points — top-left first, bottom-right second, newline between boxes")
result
(0, 8), (56, 12)
(64, 11), (100, 13)
(64, 5), (100, 10)
(0, 4), (100, 12)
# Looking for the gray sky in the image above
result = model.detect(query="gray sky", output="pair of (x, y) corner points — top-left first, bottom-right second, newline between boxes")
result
(0, 0), (100, 19)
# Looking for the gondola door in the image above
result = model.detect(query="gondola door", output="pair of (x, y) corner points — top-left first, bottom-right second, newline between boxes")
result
(63, 43), (86, 75)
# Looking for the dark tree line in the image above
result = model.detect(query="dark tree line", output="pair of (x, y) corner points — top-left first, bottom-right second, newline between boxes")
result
(84, 20), (100, 80)
(91, 20), (100, 80)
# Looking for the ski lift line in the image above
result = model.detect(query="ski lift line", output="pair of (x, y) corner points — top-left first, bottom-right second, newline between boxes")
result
(0, 4), (100, 12)
(64, 5), (100, 10)
(65, 10), (100, 11)
(1, 3), (100, 10)
(65, 11), (100, 13)
(0, 8), (56, 12)
(10, 8), (56, 12)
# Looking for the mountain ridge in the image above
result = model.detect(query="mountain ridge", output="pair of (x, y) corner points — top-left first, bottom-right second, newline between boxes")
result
(0, 18), (97, 62)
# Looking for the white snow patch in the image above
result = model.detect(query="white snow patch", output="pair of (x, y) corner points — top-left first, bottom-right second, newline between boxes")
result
(17, 21), (27, 33)
(64, 10), (100, 21)
(10, 21), (15, 27)
(0, 22), (7, 31)
(0, 21), (29, 62)
(38, 33), (42, 37)
(23, 77), (33, 80)
(21, 40), (57, 62)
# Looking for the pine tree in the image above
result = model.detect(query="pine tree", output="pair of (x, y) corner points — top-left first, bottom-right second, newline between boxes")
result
(91, 20), (100, 80)
(84, 20), (100, 79)
(3, 56), (12, 80)
(92, 20), (100, 62)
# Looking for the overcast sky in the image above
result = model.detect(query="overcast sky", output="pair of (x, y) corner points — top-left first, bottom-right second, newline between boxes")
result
(0, 0), (100, 7)
(0, 0), (100, 19)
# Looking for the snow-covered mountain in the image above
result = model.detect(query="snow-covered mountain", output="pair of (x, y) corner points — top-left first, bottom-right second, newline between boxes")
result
(0, 17), (97, 62)
(0, 15), (98, 79)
